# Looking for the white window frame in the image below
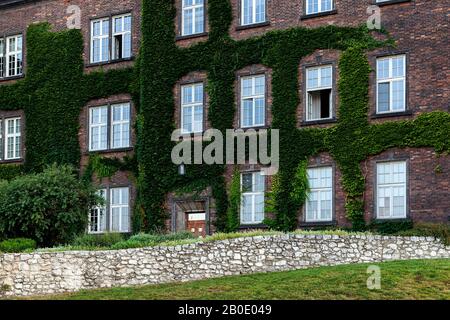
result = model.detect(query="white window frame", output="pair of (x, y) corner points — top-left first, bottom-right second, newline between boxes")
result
(112, 13), (132, 60)
(306, 0), (334, 15)
(376, 161), (407, 219)
(88, 189), (107, 234)
(111, 103), (131, 149)
(182, 0), (205, 36)
(181, 83), (204, 134)
(0, 37), (5, 78)
(110, 187), (130, 233)
(240, 171), (265, 225)
(90, 18), (110, 64)
(306, 65), (333, 121)
(89, 105), (108, 151)
(241, 0), (266, 26)
(240, 75), (266, 128)
(376, 55), (406, 114)
(5, 117), (21, 160)
(2, 35), (23, 78)
(305, 166), (333, 222)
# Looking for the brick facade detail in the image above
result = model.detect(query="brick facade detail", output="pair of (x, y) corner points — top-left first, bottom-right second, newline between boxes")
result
(1, 0), (448, 234)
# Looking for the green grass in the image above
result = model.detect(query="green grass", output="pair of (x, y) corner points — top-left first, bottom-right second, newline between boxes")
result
(27, 259), (450, 300)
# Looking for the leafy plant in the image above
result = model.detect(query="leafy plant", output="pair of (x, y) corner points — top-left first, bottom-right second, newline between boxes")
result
(0, 238), (37, 253)
(72, 233), (124, 248)
(0, 164), (99, 247)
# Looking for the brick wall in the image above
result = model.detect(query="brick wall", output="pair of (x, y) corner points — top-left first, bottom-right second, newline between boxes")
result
(1, 0), (448, 232)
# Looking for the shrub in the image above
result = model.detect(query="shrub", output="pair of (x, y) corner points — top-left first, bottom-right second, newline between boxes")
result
(0, 165), (99, 247)
(0, 238), (37, 253)
(396, 223), (450, 245)
(368, 219), (413, 235)
(72, 233), (124, 248)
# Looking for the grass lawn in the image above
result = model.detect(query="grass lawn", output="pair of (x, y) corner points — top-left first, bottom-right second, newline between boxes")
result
(28, 259), (449, 300)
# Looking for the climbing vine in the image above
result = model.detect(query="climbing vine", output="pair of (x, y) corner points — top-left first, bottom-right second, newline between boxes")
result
(0, 1), (448, 233)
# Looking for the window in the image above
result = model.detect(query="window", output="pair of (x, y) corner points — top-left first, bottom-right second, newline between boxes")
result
(2, 117), (21, 160)
(306, 167), (333, 222)
(376, 55), (406, 113)
(111, 103), (131, 149)
(91, 14), (132, 64)
(91, 18), (110, 63)
(241, 75), (265, 128)
(306, 0), (334, 15)
(89, 189), (107, 234)
(112, 14), (132, 60)
(182, 0), (204, 36)
(0, 35), (23, 79)
(111, 187), (130, 233)
(88, 187), (130, 234)
(241, 171), (265, 224)
(241, 0), (266, 25)
(89, 102), (131, 151)
(376, 161), (407, 219)
(181, 83), (204, 133)
(89, 106), (108, 151)
(306, 65), (332, 121)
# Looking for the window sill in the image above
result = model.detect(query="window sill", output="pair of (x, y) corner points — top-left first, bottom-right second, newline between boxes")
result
(371, 110), (412, 119)
(0, 159), (24, 164)
(374, 217), (409, 222)
(300, 10), (338, 21)
(372, 0), (411, 7)
(236, 21), (270, 31)
(85, 57), (135, 68)
(176, 32), (208, 41)
(301, 118), (337, 126)
(238, 125), (270, 131)
(0, 74), (25, 83)
(299, 221), (337, 228)
(238, 223), (268, 230)
(85, 147), (134, 155)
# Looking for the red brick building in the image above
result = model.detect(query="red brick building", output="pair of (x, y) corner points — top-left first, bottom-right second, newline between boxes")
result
(0, 0), (448, 236)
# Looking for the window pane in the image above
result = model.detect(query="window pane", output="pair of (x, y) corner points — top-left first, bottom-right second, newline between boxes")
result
(392, 56), (405, 77)
(243, 0), (253, 25)
(194, 84), (203, 103)
(193, 105), (203, 132)
(242, 99), (253, 127)
(242, 78), (252, 97)
(378, 82), (390, 112)
(255, 0), (265, 23)
(307, 69), (319, 89)
(182, 86), (193, 104)
(392, 79), (405, 111)
(241, 195), (253, 222)
(254, 172), (265, 192)
(321, 0), (332, 11)
(255, 194), (265, 222)
(183, 106), (193, 132)
(320, 66), (332, 87)
(242, 173), (253, 192)
(255, 98), (265, 125)
(377, 59), (390, 80)
(195, 7), (204, 33)
(183, 9), (193, 35)
(254, 76), (265, 95)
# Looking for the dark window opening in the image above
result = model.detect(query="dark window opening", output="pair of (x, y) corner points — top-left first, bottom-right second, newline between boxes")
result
(307, 89), (332, 120)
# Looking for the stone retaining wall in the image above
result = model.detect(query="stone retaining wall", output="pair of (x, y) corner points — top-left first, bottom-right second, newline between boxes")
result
(0, 234), (449, 297)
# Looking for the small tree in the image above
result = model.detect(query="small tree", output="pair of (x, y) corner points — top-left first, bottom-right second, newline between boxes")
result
(0, 164), (99, 247)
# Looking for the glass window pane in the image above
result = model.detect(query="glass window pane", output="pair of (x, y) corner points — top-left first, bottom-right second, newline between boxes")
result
(378, 82), (390, 112)
(392, 80), (405, 111)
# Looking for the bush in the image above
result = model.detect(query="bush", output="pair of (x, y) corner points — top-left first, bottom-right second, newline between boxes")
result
(0, 165), (99, 247)
(110, 232), (195, 250)
(72, 233), (124, 248)
(396, 223), (450, 245)
(369, 219), (413, 235)
(0, 238), (37, 253)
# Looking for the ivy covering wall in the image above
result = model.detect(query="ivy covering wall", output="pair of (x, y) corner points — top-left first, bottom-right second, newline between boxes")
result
(0, 1), (448, 233)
